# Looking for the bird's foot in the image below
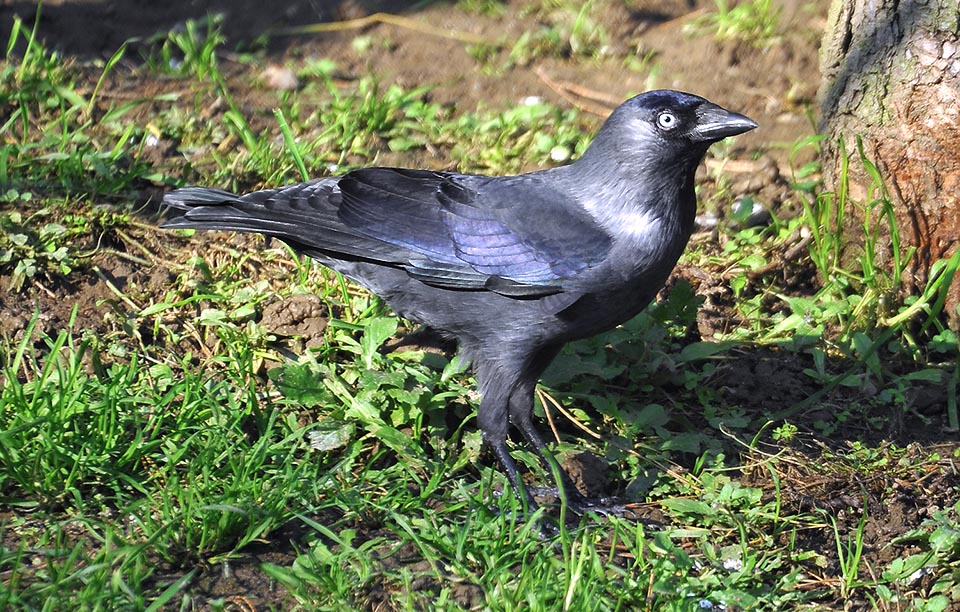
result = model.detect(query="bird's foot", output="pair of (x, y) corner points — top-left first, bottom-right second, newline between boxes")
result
(488, 488), (563, 539)
(566, 494), (627, 517)
(530, 487), (665, 528)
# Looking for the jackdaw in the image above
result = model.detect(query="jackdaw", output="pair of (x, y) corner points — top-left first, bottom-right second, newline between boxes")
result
(162, 89), (757, 511)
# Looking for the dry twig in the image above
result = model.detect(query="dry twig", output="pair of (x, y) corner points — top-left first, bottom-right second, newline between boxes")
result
(277, 12), (490, 46)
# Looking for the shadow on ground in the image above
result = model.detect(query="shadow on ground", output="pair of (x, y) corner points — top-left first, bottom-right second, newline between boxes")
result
(1, 0), (434, 57)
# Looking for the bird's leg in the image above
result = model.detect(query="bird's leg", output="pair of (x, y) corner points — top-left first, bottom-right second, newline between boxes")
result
(511, 400), (627, 517)
(507, 344), (627, 516)
(476, 378), (539, 512)
(488, 439), (538, 510)
(502, 345), (593, 510)
(507, 381), (588, 509)
(477, 348), (609, 519)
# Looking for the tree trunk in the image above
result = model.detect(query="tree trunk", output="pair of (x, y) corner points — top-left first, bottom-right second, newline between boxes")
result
(817, 0), (960, 327)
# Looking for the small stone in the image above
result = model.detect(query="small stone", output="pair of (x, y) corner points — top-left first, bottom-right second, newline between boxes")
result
(916, 51), (938, 67)
(914, 37), (941, 66)
(943, 39), (957, 60)
(549, 145), (570, 162)
(261, 65), (299, 91)
(915, 36), (941, 58)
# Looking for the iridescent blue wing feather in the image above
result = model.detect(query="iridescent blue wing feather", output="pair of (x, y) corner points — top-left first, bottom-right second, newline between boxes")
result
(338, 168), (612, 293)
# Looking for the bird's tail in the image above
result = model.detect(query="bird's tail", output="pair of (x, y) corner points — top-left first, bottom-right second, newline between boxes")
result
(163, 187), (243, 210)
(160, 182), (405, 265)
(161, 185), (315, 239)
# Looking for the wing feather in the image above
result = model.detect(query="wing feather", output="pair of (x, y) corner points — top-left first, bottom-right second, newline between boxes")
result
(164, 167), (613, 297)
(339, 168), (612, 290)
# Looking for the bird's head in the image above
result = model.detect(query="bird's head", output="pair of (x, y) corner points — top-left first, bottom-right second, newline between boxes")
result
(578, 90), (757, 175)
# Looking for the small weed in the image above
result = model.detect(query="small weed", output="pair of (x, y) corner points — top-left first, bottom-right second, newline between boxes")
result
(457, 0), (506, 16)
(827, 508), (869, 599)
(508, 0), (610, 66)
(0, 193), (135, 291)
(799, 140), (916, 334)
(448, 100), (588, 174)
(145, 13), (226, 80)
(0, 195), (83, 291)
(686, 0), (781, 47)
(783, 139), (960, 428)
(466, 41), (503, 73)
(882, 500), (960, 606)
(311, 77), (440, 161)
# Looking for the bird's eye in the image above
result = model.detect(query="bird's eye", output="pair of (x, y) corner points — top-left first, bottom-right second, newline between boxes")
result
(656, 111), (678, 130)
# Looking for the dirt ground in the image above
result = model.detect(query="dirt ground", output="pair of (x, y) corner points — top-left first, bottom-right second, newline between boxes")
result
(1, 0), (958, 609)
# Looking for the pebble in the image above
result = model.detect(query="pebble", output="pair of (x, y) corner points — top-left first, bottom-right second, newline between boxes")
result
(261, 65), (299, 91)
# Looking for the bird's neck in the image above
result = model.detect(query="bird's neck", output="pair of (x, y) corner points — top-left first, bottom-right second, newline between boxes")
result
(560, 159), (698, 242)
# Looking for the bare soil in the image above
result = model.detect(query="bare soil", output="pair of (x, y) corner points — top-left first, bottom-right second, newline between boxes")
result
(1, 0), (958, 610)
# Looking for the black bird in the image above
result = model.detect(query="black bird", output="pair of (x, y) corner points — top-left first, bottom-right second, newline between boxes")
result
(162, 90), (757, 511)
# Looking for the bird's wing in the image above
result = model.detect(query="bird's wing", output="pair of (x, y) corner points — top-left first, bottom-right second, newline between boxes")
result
(337, 168), (613, 295)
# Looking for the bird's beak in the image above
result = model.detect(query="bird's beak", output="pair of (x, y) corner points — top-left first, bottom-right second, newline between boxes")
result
(692, 104), (758, 142)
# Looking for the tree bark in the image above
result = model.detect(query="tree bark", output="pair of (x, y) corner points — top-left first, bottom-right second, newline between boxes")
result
(817, 0), (960, 327)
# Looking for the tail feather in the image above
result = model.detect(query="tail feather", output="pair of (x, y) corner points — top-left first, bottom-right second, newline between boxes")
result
(160, 184), (408, 265)
(161, 184), (327, 236)
(162, 187), (242, 210)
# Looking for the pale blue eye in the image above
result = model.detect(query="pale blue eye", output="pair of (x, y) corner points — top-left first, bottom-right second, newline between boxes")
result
(657, 111), (678, 129)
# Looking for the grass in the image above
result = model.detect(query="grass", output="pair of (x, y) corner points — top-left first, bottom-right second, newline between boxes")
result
(508, 0), (611, 65)
(1, 3), (959, 611)
(685, 0), (782, 47)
